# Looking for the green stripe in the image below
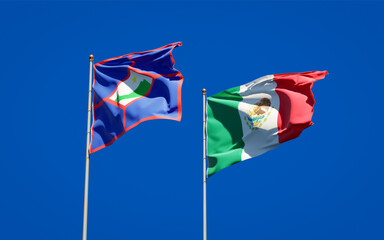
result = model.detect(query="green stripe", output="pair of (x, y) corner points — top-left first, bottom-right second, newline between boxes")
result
(116, 80), (151, 102)
(206, 86), (244, 177)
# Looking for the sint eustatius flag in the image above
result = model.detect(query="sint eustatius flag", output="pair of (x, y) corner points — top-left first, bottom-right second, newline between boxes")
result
(90, 42), (183, 153)
(206, 71), (328, 177)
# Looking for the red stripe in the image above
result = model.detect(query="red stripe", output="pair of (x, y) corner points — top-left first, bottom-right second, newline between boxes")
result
(89, 67), (97, 154)
(275, 71), (328, 143)
(176, 72), (183, 121)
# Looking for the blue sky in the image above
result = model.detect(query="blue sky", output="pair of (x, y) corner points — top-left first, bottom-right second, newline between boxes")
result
(1, 1), (383, 239)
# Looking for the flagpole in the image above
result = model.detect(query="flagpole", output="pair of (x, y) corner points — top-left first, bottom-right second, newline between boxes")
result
(202, 88), (207, 240)
(82, 54), (94, 240)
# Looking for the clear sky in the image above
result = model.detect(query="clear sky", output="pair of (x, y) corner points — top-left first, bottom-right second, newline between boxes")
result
(1, 1), (383, 239)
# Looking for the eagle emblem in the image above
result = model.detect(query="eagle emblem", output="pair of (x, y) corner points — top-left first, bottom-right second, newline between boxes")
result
(245, 98), (273, 130)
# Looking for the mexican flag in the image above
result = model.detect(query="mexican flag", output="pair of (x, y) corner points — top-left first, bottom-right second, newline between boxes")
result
(206, 71), (328, 177)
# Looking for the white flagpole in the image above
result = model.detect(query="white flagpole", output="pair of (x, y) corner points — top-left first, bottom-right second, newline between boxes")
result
(82, 54), (94, 240)
(202, 88), (207, 240)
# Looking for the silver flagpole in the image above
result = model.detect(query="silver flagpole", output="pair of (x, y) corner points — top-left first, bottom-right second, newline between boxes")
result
(202, 88), (207, 240)
(82, 54), (94, 240)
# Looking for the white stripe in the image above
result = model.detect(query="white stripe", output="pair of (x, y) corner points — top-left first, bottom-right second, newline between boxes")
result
(238, 75), (280, 161)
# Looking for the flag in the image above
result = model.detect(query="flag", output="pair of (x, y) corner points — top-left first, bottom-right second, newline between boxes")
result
(206, 71), (328, 177)
(90, 42), (183, 153)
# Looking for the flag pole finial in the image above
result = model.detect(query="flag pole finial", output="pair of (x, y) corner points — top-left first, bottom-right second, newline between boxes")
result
(89, 54), (94, 62)
(202, 88), (206, 95)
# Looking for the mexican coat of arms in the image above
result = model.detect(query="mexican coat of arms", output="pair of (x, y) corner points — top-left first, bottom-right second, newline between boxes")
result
(245, 98), (273, 130)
